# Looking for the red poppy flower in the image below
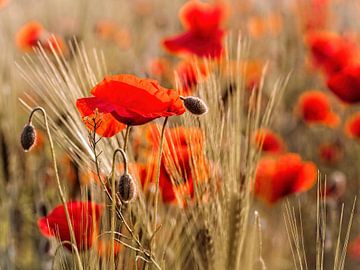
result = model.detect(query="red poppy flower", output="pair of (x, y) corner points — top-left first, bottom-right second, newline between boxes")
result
(253, 128), (285, 154)
(327, 65), (360, 104)
(296, 90), (339, 127)
(0, 0), (9, 9)
(345, 112), (360, 139)
(306, 31), (359, 76)
(349, 236), (360, 259)
(96, 239), (122, 257)
(255, 153), (317, 205)
(176, 59), (208, 95)
(15, 21), (66, 53)
(318, 142), (343, 164)
(15, 21), (44, 52)
(76, 74), (185, 135)
(140, 126), (207, 205)
(37, 201), (103, 251)
(162, 0), (227, 58)
(299, 0), (330, 32)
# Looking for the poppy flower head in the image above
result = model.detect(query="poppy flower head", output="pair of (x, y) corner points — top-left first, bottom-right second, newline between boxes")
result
(179, 0), (227, 35)
(77, 74), (185, 128)
(349, 236), (360, 259)
(318, 142), (343, 164)
(327, 65), (360, 104)
(296, 90), (339, 127)
(255, 153), (317, 205)
(95, 20), (118, 41)
(15, 21), (66, 54)
(253, 128), (286, 154)
(345, 112), (360, 140)
(306, 31), (359, 76)
(142, 126), (207, 205)
(162, 0), (227, 58)
(176, 59), (208, 95)
(0, 0), (9, 9)
(247, 13), (283, 39)
(299, 0), (330, 31)
(96, 239), (122, 257)
(147, 57), (171, 79)
(16, 21), (44, 52)
(37, 201), (103, 251)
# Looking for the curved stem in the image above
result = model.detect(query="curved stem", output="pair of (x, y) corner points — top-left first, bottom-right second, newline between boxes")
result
(152, 116), (168, 248)
(110, 148), (128, 269)
(28, 107), (83, 270)
(123, 125), (131, 152)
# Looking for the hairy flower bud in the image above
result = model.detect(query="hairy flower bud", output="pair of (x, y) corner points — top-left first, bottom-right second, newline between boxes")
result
(181, 96), (208, 115)
(20, 123), (36, 152)
(118, 173), (136, 203)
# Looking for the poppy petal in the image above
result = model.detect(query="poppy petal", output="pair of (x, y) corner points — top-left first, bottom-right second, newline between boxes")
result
(179, 0), (226, 33)
(76, 97), (126, 137)
(163, 30), (224, 58)
(293, 162), (317, 193)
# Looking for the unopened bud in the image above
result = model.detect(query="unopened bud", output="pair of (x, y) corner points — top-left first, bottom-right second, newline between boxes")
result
(118, 173), (136, 203)
(181, 96), (208, 115)
(20, 123), (36, 152)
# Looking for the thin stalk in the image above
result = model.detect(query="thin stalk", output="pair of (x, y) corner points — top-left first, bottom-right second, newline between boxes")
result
(28, 107), (83, 270)
(110, 148), (129, 269)
(88, 119), (161, 269)
(152, 117), (168, 248)
(123, 125), (131, 151)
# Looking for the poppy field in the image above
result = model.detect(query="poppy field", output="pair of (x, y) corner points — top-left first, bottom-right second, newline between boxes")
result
(2, 0), (360, 269)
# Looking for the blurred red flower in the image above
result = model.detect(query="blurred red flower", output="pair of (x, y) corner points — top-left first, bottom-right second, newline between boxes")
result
(15, 21), (65, 53)
(176, 59), (208, 95)
(306, 31), (359, 76)
(296, 90), (339, 127)
(140, 126), (207, 205)
(37, 201), (103, 251)
(16, 21), (44, 52)
(96, 239), (122, 257)
(327, 65), (360, 104)
(253, 128), (286, 154)
(76, 74), (185, 136)
(162, 0), (227, 58)
(318, 142), (343, 164)
(255, 153), (317, 205)
(345, 112), (360, 139)
(349, 236), (360, 259)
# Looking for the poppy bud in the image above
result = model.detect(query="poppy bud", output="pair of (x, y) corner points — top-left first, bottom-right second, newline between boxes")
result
(117, 173), (136, 203)
(20, 123), (36, 152)
(38, 202), (48, 217)
(181, 96), (208, 115)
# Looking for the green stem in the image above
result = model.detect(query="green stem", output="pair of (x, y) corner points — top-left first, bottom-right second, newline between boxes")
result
(152, 117), (168, 248)
(28, 107), (83, 270)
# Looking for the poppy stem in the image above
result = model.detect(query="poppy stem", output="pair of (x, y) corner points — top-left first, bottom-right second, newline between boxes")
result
(152, 116), (169, 248)
(90, 121), (161, 269)
(123, 125), (131, 151)
(110, 148), (128, 269)
(28, 107), (83, 270)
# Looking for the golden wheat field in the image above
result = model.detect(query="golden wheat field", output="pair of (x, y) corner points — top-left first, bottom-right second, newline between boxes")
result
(1, 0), (360, 269)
